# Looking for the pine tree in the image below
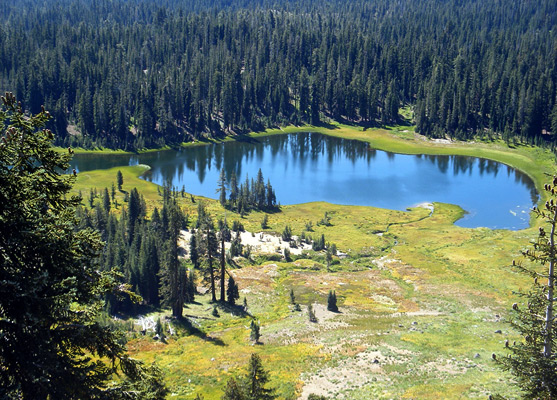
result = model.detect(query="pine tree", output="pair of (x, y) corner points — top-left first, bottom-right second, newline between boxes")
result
(159, 200), (186, 318)
(217, 168), (227, 206)
(190, 231), (200, 269)
(228, 172), (238, 208)
(243, 353), (276, 400)
(282, 225), (292, 242)
(222, 378), (245, 400)
(220, 226), (227, 302)
(496, 177), (557, 398)
(327, 290), (338, 312)
(197, 203), (219, 302)
(261, 214), (269, 229)
(0, 93), (167, 399)
(250, 320), (261, 343)
(227, 276), (240, 305)
(102, 186), (111, 212)
(117, 170), (124, 191)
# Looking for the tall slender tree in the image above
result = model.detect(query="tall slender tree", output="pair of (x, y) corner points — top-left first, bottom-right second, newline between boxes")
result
(0, 93), (167, 399)
(217, 168), (227, 207)
(497, 178), (557, 398)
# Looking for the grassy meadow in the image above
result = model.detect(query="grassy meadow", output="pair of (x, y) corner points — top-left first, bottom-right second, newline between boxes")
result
(72, 124), (556, 399)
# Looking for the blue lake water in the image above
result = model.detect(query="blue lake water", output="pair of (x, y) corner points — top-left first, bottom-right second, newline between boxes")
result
(71, 132), (538, 230)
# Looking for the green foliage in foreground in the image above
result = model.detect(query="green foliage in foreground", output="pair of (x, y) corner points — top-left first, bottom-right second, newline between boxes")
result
(0, 93), (167, 399)
(497, 178), (557, 399)
(222, 354), (276, 400)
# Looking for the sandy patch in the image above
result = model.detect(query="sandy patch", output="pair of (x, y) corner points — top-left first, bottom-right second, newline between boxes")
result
(237, 231), (313, 255)
(414, 133), (453, 144)
(178, 229), (313, 258)
(298, 345), (413, 399)
(411, 202), (434, 213)
(230, 263), (279, 293)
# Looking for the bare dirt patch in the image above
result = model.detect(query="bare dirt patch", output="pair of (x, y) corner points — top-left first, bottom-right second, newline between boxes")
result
(231, 263), (279, 293)
(178, 229), (313, 259)
(298, 344), (414, 399)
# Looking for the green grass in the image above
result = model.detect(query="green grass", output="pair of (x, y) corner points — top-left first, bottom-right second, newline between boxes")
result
(70, 123), (554, 399)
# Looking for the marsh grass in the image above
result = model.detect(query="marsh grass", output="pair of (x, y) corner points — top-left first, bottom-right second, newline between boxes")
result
(73, 124), (552, 399)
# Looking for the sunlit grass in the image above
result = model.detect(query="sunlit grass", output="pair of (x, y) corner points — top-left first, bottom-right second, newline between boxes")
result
(70, 124), (555, 399)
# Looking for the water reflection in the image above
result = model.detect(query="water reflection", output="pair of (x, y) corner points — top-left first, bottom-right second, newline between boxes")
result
(71, 132), (538, 230)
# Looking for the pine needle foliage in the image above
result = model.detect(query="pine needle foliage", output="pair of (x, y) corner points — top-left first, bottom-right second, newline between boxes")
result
(497, 176), (557, 399)
(0, 93), (167, 399)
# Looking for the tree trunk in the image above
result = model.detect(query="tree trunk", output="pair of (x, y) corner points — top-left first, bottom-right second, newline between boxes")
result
(209, 256), (216, 302)
(220, 234), (226, 302)
(544, 207), (557, 358)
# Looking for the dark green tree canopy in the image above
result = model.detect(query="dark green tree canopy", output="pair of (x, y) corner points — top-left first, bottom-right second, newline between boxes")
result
(1, 0), (555, 149)
(0, 93), (166, 399)
(497, 178), (557, 398)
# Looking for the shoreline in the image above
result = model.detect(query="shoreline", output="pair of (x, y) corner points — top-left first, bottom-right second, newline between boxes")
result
(68, 123), (556, 228)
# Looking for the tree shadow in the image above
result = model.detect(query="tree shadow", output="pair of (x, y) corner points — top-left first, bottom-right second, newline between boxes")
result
(172, 317), (226, 346)
(311, 120), (340, 130)
(215, 301), (252, 319)
(233, 135), (261, 144)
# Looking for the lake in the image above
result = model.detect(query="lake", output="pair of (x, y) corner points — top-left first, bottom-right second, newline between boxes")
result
(71, 132), (538, 230)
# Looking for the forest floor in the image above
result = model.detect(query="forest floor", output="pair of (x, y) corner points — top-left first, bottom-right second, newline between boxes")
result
(73, 124), (557, 399)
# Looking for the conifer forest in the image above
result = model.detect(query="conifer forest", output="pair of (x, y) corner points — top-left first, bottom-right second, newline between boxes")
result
(2, 0), (557, 399)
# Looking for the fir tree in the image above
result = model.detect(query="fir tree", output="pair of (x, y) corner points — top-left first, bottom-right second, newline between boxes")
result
(190, 231), (200, 269)
(229, 172), (239, 209)
(102, 186), (111, 212)
(282, 225), (292, 242)
(117, 170), (124, 191)
(222, 377), (245, 400)
(327, 290), (338, 312)
(243, 353), (276, 400)
(227, 276), (240, 305)
(250, 320), (260, 343)
(197, 203), (219, 302)
(496, 177), (557, 398)
(159, 199), (186, 318)
(0, 93), (167, 399)
(261, 214), (269, 229)
(217, 168), (227, 206)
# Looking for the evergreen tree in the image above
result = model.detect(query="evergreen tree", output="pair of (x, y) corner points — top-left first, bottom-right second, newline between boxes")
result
(282, 225), (292, 242)
(102, 186), (111, 212)
(220, 225), (227, 302)
(261, 214), (269, 229)
(227, 276), (240, 305)
(217, 168), (227, 206)
(265, 180), (276, 209)
(0, 93), (167, 399)
(250, 320), (261, 343)
(496, 178), (557, 398)
(243, 353), (276, 400)
(117, 170), (124, 191)
(222, 377), (245, 400)
(327, 290), (338, 312)
(197, 203), (219, 302)
(190, 231), (200, 269)
(159, 199), (186, 318)
(229, 171), (239, 208)
(127, 188), (142, 244)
